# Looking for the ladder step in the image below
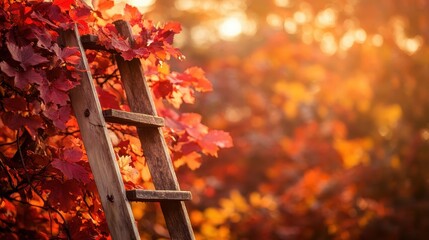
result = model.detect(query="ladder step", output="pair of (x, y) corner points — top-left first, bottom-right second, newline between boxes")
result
(80, 34), (113, 52)
(103, 109), (164, 127)
(126, 190), (192, 202)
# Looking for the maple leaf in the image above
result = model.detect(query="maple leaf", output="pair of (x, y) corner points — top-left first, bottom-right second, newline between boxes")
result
(152, 80), (173, 99)
(0, 61), (44, 89)
(53, 0), (75, 12)
(1, 112), (44, 138)
(43, 104), (71, 129)
(39, 75), (77, 105)
(2, 96), (27, 111)
(52, 158), (90, 183)
(96, 86), (120, 109)
(52, 44), (81, 65)
(44, 179), (81, 212)
(118, 155), (139, 183)
(6, 42), (49, 70)
(176, 67), (213, 92)
(174, 152), (202, 170)
(199, 130), (233, 157)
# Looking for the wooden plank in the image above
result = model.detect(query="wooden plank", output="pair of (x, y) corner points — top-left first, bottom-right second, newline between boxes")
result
(114, 20), (195, 240)
(103, 109), (164, 127)
(60, 26), (140, 240)
(80, 34), (113, 52)
(126, 190), (192, 202)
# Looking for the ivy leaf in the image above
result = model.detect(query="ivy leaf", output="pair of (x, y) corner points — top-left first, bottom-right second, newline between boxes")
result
(6, 42), (48, 70)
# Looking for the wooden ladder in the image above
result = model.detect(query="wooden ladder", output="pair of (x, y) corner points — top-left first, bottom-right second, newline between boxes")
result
(60, 20), (195, 240)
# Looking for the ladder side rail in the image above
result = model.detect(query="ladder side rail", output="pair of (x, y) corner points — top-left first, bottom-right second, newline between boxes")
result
(61, 26), (140, 240)
(113, 20), (195, 240)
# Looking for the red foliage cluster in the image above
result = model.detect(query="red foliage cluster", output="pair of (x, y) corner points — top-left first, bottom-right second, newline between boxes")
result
(0, 1), (231, 239)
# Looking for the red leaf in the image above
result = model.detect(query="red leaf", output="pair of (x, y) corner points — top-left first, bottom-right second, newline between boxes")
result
(199, 130), (233, 157)
(52, 44), (81, 65)
(0, 62), (44, 89)
(3, 96), (27, 111)
(7, 42), (48, 69)
(164, 22), (182, 34)
(121, 50), (136, 61)
(39, 76), (77, 105)
(203, 130), (233, 148)
(63, 148), (83, 163)
(123, 4), (141, 23)
(1, 112), (44, 138)
(53, 0), (75, 12)
(177, 67), (213, 92)
(52, 158), (90, 183)
(111, 36), (131, 52)
(44, 179), (81, 212)
(96, 86), (120, 109)
(43, 104), (71, 129)
(152, 80), (173, 98)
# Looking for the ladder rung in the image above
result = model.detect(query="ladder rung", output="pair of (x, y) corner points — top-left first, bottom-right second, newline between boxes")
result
(103, 109), (164, 127)
(126, 190), (192, 202)
(80, 34), (113, 52)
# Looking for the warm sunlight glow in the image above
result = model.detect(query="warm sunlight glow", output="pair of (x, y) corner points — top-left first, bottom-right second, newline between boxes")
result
(371, 34), (384, 47)
(175, 0), (195, 10)
(315, 8), (336, 27)
(320, 33), (337, 55)
(126, 0), (155, 8)
(354, 28), (367, 43)
(340, 31), (355, 50)
(284, 19), (297, 34)
(267, 14), (283, 28)
(191, 25), (217, 47)
(403, 37), (422, 55)
(274, 0), (290, 7)
(219, 16), (243, 40)
(293, 11), (307, 24)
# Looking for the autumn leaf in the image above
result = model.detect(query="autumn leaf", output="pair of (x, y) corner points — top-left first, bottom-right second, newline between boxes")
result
(53, 0), (75, 12)
(199, 130), (233, 157)
(2, 96), (27, 112)
(7, 42), (49, 70)
(44, 104), (71, 129)
(52, 158), (90, 183)
(118, 155), (139, 182)
(1, 112), (44, 138)
(0, 61), (44, 89)
(174, 152), (202, 170)
(177, 67), (213, 92)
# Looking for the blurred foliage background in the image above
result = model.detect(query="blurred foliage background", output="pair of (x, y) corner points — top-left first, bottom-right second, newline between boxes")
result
(118, 0), (429, 239)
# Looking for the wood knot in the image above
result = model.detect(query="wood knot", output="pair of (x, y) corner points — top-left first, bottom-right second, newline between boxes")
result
(84, 109), (90, 117)
(107, 194), (114, 202)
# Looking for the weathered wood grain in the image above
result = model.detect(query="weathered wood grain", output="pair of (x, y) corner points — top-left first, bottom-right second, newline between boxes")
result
(114, 20), (195, 240)
(126, 190), (192, 202)
(103, 109), (164, 127)
(61, 26), (140, 240)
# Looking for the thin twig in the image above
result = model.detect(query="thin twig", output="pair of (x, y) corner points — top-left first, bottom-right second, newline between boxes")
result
(16, 129), (72, 240)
